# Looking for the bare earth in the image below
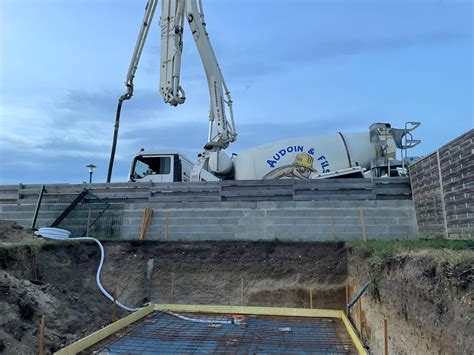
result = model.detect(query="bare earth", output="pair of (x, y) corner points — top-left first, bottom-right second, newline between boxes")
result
(0, 220), (472, 354)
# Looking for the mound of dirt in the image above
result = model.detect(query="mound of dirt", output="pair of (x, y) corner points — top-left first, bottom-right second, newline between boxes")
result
(0, 243), (120, 355)
(0, 270), (110, 354)
(0, 220), (41, 244)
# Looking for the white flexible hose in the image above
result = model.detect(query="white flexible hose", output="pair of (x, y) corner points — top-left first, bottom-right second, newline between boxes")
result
(35, 228), (232, 324)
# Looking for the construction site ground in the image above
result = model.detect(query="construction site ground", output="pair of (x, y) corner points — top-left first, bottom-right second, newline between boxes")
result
(0, 220), (472, 354)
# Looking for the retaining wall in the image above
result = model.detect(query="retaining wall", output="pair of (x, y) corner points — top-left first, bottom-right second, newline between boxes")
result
(410, 129), (473, 239)
(0, 178), (419, 241)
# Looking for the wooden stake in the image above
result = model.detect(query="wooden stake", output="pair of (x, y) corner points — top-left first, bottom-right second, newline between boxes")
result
(345, 283), (349, 315)
(358, 298), (363, 335)
(384, 319), (388, 355)
(309, 288), (313, 309)
(359, 208), (367, 243)
(38, 315), (46, 355)
(140, 209), (145, 238)
(240, 278), (244, 306)
(164, 213), (169, 241)
(170, 272), (175, 303)
(86, 207), (92, 237)
(112, 288), (117, 322)
(331, 216), (336, 240)
(139, 208), (153, 240)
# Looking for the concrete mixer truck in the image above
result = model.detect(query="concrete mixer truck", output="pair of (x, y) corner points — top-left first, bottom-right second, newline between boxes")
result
(106, 0), (421, 183)
(129, 122), (421, 182)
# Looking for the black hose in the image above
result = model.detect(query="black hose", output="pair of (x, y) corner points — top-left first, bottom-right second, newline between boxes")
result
(106, 98), (124, 183)
(347, 281), (371, 309)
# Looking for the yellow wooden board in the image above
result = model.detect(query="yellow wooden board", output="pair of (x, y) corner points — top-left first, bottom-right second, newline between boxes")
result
(340, 311), (368, 355)
(54, 304), (154, 355)
(55, 303), (367, 355)
(155, 303), (342, 318)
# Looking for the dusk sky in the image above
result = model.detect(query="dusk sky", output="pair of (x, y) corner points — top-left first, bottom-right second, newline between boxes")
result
(0, 0), (472, 184)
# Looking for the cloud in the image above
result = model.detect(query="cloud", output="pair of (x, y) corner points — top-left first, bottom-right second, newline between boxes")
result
(1, 1), (471, 184)
(0, 86), (213, 183)
(220, 31), (470, 81)
(0, 84), (374, 184)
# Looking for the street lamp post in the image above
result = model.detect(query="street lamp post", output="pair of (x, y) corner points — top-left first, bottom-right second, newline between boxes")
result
(86, 164), (97, 184)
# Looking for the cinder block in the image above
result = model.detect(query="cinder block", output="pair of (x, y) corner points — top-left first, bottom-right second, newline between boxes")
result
(120, 225), (141, 236)
(266, 209), (305, 217)
(168, 209), (244, 218)
(122, 211), (151, 219)
(265, 225), (332, 235)
(364, 217), (398, 226)
(169, 232), (236, 241)
(0, 212), (34, 221)
(304, 209), (360, 218)
(182, 202), (221, 209)
(364, 225), (389, 234)
(256, 201), (279, 209)
(236, 201), (258, 209)
(296, 201), (336, 208)
(168, 225), (242, 234)
(332, 217), (361, 226)
(333, 201), (376, 208)
(2, 205), (36, 212)
(274, 201), (297, 208)
(375, 200), (412, 208)
(219, 201), (241, 209)
(334, 225), (364, 234)
(396, 217), (418, 226)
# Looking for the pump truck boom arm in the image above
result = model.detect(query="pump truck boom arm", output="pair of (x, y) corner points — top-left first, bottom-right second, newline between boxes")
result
(107, 0), (237, 182)
(159, 0), (237, 148)
(185, 0), (237, 149)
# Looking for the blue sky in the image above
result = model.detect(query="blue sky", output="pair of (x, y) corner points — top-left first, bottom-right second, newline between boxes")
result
(0, 0), (472, 184)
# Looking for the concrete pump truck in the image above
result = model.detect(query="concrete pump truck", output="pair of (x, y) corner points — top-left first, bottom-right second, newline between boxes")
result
(106, 0), (421, 183)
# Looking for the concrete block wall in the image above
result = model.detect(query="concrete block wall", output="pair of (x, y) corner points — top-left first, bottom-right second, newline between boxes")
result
(0, 199), (419, 241)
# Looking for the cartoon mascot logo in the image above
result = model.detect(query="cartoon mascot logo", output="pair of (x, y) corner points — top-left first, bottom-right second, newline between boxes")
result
(263, 153), (317, 180)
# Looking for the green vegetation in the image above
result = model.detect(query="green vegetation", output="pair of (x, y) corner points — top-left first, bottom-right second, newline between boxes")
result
(349, 239), (473, 259)
(348, 239), (474, 299)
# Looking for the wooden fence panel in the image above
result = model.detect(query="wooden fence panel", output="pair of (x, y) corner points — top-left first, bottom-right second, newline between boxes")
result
(410, 129), (473, 239)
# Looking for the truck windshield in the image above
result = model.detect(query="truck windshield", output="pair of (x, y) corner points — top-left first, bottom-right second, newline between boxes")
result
(132, 156), (171, 179)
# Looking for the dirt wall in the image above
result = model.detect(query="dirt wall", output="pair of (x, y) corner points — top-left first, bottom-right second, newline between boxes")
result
(0, 236), (347, 354)
(347, 249), (473, 355)
(1, 221), (471, 354)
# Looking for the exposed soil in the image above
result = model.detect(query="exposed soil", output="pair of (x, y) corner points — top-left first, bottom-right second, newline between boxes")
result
(0, 221), (472, 354)
(0, 221), (346, 354)
(0, 220), (40, 244)
(347, 248), (473, 355)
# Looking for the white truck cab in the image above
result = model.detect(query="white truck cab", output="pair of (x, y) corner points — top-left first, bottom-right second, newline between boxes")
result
(129, 150), (194, 182)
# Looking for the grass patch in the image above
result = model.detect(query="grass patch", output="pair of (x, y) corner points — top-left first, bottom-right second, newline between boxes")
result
(348, 239), (474, 299)
(349, 239), (474, 259)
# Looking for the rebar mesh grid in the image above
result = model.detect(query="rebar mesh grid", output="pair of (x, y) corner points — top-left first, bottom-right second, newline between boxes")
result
(84, 311), (358, 354)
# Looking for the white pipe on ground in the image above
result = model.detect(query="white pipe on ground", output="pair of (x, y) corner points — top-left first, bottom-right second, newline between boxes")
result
(34, 227), (232, 324)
